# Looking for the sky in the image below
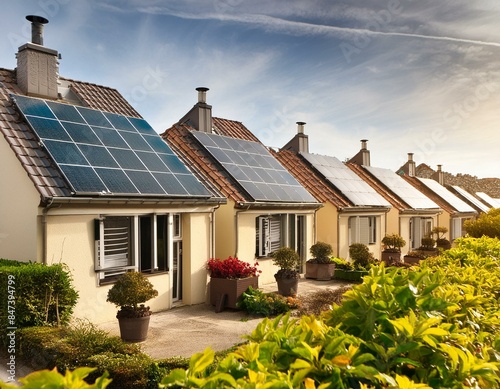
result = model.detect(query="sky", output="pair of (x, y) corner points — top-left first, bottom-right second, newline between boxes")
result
(1, 0), (499, 178)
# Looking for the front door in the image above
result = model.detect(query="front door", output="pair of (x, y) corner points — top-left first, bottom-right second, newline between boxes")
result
(172, 214), (183, 302)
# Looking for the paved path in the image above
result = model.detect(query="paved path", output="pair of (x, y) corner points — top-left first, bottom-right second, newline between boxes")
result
(1, 277), (348, 383)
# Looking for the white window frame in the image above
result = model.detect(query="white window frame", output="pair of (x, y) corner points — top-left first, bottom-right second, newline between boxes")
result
(256, 215), (282, 257)
(95, 213), (181, 283)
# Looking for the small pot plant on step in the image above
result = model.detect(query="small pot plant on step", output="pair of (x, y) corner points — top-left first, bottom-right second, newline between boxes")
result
(106, 271), (158, 342)
(381, 233), (406, 265)
(272, 247), (300, 297)
(432, 226), (451, 250)
(305, 241), (335, 280)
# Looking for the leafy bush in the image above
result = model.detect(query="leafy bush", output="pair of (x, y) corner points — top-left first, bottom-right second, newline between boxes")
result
(308, 242), (333, 263)
(381, 233), (406, 252)
(464, 208), (500, 238)
(206, 257), (260, 279)
(162, 237), (500, 388)
(331, 257), (353, 270)
(348, 243), (376, 269)
(0, 367), (111, 389)
(0, 260), (78, 332)
(106, 271), (158, 318)
(271, 247), (300, 279)
(237, 286), (299, 316)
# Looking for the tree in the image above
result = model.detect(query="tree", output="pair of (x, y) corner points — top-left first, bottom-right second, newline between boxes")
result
(464, 208), (500, 238)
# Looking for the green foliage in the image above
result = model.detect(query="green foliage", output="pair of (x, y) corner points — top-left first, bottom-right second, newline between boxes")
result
(271, 247), (300, 279)
(308, 242), (334, 263)
(331, 257), (354, 270)
(0, 260), (78, 332)
(237, 286), (298, 316)
(0, 367), (111, 389)
(382, 233), (406, 252)
(106, 271), (158, 313)
(464, 208), (500, 238)
(17, 321), (169, 389)
(349, 243), (376, 269)
(162, 236), (500, 388)
(420, 237), (436, 249)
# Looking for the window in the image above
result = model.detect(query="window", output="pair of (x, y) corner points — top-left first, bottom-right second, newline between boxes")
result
(451, 217), (470, 240)
(348, 216), (376, 245)
(409, 217), (433, 249)
(256, 214), (306, 258)
(95, 213), (181, 282)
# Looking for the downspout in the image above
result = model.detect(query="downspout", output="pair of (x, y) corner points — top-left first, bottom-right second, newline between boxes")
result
(234, 204), (251, 258)
(42, 197), (55, 265)
(210, 203), (221, 259)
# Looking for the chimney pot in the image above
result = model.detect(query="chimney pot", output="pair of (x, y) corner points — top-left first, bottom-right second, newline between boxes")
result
(296, 121), (306, 134)
(408, 152), (414, 161)
(361, 139), (368, 150)
(26, 15), (49, 45)
(196, 87), (209, 103)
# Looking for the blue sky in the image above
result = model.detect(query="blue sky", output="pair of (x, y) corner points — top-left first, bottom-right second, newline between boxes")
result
(2, 1), (499, 178)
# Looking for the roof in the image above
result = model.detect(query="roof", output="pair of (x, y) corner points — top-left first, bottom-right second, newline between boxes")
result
(401, 175), (476, 215)
(349, 164), (439, 211)
(163, 121), (319, 207)
(449, 185), (490, 213)
(273, 150), (351, 208)
(0, 68), (213, 203)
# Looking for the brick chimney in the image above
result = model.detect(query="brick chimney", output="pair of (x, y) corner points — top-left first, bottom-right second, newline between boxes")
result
(16, 15), (59, 99)
(179, 87), (213, 133)
(348, 139), (371, 166)
(281, 121), (309, 153)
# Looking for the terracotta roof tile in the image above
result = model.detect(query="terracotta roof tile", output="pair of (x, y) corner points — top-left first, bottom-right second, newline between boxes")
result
(212, 117), (260, 142)
(274, 150), (351, 208)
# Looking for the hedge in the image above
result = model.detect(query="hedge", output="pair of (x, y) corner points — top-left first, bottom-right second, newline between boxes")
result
(0, 259), (78, 333)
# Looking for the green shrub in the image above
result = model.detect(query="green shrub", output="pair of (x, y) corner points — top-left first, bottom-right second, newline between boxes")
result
(271, 247), (300, 279)
(0, 260), (78, 332)
(381, 233), (406, 252)
(0, 367), (112, 389)
(237, 286), (299, 316)
(331, 257), (353, 270)
(162, 237), (500, 388)
(348, 243), (376, 269)
(464, 208), (500, 238)
(308, 242), (334, 263)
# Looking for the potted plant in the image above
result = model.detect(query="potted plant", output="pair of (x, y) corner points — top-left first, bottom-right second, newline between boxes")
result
(419, 235), (438, 256)
(345, 243), (377, 281)
(106, 271), (158, 342)
(432, 226), (451, 250)
(207, 256), (260, 310)
(271, 247), (300, 297)
(381, 233), (406, 264)
(331, 257), (354, 281)
(403, 250), (428, 265)
(305, 241), (335, 280)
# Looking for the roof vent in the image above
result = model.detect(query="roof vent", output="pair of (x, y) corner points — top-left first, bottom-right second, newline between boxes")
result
(196, 87), (209, 103)
(296, 121), (306, 134)
(26, 15), (48, 45)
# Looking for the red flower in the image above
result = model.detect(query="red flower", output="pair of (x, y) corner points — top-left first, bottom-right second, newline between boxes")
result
(207, 256), (261, 279)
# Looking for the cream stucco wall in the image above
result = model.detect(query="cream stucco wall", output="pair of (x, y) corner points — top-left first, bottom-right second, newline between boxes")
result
(0, 137), (40, 261)
(316, 203), (339, 256)
(214, 200), (237, 259)
(42, 206), (214, 324)
(338, 211), (387, 260)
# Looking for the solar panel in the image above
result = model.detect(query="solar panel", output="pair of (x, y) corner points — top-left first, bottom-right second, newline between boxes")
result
(452, 186), (490, 212)
(475, 192), (500, 209)
(300, 152), (390, 207)
(365, 166), (439, 209)
(12, 94), (210, 197)
(193, 132), (316, 203)
(417, 178), (476, 213)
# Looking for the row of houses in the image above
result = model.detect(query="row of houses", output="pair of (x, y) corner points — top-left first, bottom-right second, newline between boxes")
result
(0, 17), (495, 323)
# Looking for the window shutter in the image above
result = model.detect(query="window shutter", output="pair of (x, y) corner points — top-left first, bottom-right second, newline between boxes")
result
(95, 217), (130, 271)
(411, 217), (422, 249)
(348, 217), (357, 246)
(452, 218), (462, 239)
(269, 216), (281, 254)
(358, 217), (370, 245)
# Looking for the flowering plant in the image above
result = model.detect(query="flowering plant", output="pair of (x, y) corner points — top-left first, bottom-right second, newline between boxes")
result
(207, 256), (261, 279)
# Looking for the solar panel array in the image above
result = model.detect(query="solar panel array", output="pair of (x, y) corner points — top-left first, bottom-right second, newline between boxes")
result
(300, 152), (390, 207)
(476, 192), (500, 209)
(452, 186), (490, 212)
(13, 94), (210, 197)
(365, 166), (439, 209)
(417, 178), (476, 213)
(192, 132), (316, 203)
